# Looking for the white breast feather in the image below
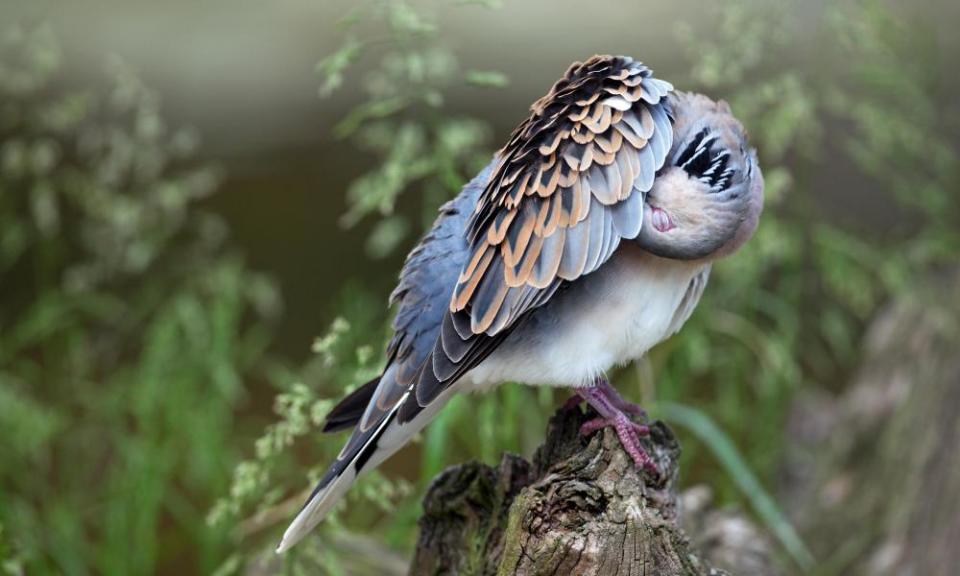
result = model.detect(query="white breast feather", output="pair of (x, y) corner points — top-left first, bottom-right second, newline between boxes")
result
(462, 245), (709, 391)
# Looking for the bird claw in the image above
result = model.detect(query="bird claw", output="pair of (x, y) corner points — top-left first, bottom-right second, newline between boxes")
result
(579, 413), (658, 475)
(580, 416), (649, 437)
(574, 380), (660, 477)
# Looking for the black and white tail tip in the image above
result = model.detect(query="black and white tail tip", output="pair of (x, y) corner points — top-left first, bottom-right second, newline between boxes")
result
(275, 396), (406, 553)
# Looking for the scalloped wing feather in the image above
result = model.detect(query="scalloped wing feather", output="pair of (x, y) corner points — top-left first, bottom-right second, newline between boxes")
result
(453, 56), (674, 336)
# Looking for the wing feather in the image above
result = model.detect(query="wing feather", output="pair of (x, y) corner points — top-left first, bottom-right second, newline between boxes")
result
(612, 187), (644, 239)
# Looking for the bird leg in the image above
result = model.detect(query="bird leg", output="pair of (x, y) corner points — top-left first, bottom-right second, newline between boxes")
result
(564, 378), (647, 417)
(569, 379), (658, 475)
(594, 378), (648, 418)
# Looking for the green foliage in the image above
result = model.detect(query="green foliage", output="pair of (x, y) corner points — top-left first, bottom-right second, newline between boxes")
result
(826, 0), (959, 259)
(210, 307), (417, 575)
(0, 521), (26, 576)
(317, 0), (498, 258)
(0, 25), (279, 574)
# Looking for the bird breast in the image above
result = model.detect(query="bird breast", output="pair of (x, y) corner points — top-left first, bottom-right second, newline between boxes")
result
(460, 243), (710, 391)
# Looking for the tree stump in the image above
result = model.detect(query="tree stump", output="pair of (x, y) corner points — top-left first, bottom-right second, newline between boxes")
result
(410, 405), (732, 576)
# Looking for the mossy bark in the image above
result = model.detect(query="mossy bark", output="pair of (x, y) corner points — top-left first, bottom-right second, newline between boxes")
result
(410, 405), (731, 576)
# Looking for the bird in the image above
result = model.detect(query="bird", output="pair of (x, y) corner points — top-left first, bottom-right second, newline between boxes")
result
(277, 54), (764, 553)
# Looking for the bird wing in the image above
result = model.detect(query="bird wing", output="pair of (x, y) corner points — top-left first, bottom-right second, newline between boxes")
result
(415, 55), (675, 408)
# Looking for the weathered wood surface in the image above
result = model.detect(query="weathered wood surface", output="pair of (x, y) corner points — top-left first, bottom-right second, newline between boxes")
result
(411, 404), (774, 575)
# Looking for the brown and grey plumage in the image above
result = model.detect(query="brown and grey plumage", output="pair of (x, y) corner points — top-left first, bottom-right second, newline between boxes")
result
(277, 55), (764, 553)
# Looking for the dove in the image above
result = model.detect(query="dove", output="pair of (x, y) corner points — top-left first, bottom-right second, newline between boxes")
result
(277, 55), (763, 553)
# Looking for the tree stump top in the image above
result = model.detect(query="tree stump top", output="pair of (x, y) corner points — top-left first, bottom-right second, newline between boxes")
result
(411, 405), (730, 576)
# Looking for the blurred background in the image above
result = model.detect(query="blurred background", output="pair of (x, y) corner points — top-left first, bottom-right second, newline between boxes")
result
(1, 0), (958, 574)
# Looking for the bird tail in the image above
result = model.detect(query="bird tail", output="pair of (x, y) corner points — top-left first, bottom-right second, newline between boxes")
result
(321, 375), (380, 433)
(276, 384), (454, 553)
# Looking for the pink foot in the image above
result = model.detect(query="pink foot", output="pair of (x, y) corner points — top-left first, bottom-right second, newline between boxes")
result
(580, 415), (649, 437)
(580, 412), (657, 474)
(576, 380), (659, 476)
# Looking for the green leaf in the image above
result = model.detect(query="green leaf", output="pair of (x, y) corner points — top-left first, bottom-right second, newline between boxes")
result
(465, 70), (509, 88)
(333, 96), (407, 138)
(316, 37), (364, 97)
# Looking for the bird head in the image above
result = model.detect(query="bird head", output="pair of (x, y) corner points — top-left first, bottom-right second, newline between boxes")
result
(637, 92), (764, 261)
